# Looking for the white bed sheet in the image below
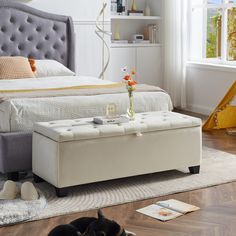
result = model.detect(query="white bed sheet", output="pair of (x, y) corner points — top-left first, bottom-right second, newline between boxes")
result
(0, 76), (173, 132)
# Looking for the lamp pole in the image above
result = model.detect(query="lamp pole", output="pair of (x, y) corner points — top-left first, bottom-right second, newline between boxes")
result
(95, 1), (112, 80)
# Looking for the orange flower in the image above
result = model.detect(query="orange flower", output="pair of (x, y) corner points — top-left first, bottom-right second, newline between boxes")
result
(123, 75), (130, 81)
(131, 70), (136, 75)
(128, 80), (137, 86)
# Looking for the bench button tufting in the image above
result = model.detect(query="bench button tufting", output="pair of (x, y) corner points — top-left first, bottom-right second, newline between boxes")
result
(136, 132), (143, 137)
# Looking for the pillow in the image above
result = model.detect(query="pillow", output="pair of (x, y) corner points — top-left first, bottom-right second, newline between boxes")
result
(35, 60), (75, 78)
(28, 58), (37, 73)
(0, 56), (35, 80)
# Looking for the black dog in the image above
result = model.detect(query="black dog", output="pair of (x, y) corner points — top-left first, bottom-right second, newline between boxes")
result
(48, 210), (136, 236)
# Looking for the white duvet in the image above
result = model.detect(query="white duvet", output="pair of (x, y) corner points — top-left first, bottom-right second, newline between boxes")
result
(0, 76), (173, 132)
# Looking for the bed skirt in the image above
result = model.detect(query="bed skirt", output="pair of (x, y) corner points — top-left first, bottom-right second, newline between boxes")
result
(0, 132), (32, 175)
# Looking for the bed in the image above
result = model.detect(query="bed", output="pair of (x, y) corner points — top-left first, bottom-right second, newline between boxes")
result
(0, 1), (172, 179)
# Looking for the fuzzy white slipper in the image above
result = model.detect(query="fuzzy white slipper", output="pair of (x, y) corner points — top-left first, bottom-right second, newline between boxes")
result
(21, 182), (39, 201)
(0, 180), (18, 200)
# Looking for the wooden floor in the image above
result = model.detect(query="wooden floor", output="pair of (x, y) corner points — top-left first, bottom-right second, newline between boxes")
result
(1, 113), (236, 236)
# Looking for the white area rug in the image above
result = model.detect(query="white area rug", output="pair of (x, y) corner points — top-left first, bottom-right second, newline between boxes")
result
(0, 186), (46, 226)
(1, 147), (236, 223)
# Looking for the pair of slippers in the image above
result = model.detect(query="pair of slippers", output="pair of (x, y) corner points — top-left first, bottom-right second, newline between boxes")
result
(49, 210), (136, 236)
(0, 180), (38, 201)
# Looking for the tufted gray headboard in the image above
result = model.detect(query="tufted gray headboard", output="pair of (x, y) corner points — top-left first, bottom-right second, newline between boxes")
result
(0, 1), (75, 71)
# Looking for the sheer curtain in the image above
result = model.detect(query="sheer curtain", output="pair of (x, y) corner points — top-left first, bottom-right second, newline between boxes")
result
(163, 0), (188, 108)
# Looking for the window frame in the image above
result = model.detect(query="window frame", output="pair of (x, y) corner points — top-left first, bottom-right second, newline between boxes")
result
(190, 0), (236, 66)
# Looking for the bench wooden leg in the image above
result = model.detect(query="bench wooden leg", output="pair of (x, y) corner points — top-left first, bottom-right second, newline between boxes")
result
(7, 172), (19, 181)
(189, 165), (200, 174)
(33, 174), (45, 183)
(55, 187), (68, 198)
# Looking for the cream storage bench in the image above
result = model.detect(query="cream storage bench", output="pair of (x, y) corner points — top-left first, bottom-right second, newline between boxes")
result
(32, 111), (202, 197)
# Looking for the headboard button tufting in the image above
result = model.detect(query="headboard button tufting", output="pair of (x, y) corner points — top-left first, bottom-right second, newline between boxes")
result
(27, 36), (33, 41)
(45, 53), (51, 58)
(1, 26), (6, 33)
(0, 2), (75, 71)
(36, 26), (42, 32)
(36, 44), (41, 50)
(18, 26), (24, 33)
(1, 45), (7, 51)
(52, 25), (58, 31)
(10, 17), (15, 23)
(27, 17), (33, 23)
(10, 36), (15, 42)
(18, 44), (24, 50)
(53, 44), (59, 50)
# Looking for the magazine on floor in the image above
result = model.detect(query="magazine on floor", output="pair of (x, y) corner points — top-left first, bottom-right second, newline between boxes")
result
(137, 199), (200, 221)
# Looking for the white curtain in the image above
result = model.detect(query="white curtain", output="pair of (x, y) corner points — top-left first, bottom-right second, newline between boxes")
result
(163, 0), (188, 108)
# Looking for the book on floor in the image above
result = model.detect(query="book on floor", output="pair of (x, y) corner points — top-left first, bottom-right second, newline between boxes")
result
(136, 199), (200, 221)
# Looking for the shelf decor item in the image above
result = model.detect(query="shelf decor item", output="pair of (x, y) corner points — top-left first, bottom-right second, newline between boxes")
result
(114, 23), (121, 40)
(144, 1), (151, 16)
(122, 67), (137, 120)
(131, 0), (138, 11)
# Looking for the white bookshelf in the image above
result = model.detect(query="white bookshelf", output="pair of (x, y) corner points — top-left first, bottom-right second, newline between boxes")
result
(109, 0), (164, 86)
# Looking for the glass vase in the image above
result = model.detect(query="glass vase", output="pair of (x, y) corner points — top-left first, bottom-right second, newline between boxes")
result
(127, 91), (135, 120)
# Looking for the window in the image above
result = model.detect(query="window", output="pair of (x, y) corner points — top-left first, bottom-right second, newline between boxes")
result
(190, 0), (236, 64)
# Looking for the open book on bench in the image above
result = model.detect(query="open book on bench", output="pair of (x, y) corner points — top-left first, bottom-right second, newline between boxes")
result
(137, 199), (200, 221)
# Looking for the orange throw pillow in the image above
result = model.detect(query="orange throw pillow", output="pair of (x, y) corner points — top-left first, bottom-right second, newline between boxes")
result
(28, 58), (37, 73)
(0, 56), (36, 80)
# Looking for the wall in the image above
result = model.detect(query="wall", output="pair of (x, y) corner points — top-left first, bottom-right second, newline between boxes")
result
(186, 65), (236, 115)
(25, 0), (109, 20)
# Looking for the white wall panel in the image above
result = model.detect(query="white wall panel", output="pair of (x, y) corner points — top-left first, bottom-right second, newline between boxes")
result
(186, 65), (236, 115)
(74, 22), (110, 78)
(25, 0), (109, 20)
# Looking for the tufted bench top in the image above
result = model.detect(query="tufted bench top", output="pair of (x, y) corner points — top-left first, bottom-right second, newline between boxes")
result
(33, 112), (202, 142)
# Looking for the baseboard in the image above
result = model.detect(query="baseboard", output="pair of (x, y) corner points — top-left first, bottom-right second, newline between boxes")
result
(185, 104), (213, 116)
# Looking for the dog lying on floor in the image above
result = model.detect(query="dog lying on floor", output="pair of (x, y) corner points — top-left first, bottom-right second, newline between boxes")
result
(48, 210), (136, 236)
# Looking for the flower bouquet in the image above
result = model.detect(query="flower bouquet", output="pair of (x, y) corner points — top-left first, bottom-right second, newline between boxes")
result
(122, 67), (137, 120)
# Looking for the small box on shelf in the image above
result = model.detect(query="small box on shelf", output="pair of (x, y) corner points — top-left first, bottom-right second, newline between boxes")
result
(128, 10), (144, 16)
(111, 40), (129, 44)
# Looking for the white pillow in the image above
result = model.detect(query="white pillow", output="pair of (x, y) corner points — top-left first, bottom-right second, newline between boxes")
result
(35, 60), (75, 78)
